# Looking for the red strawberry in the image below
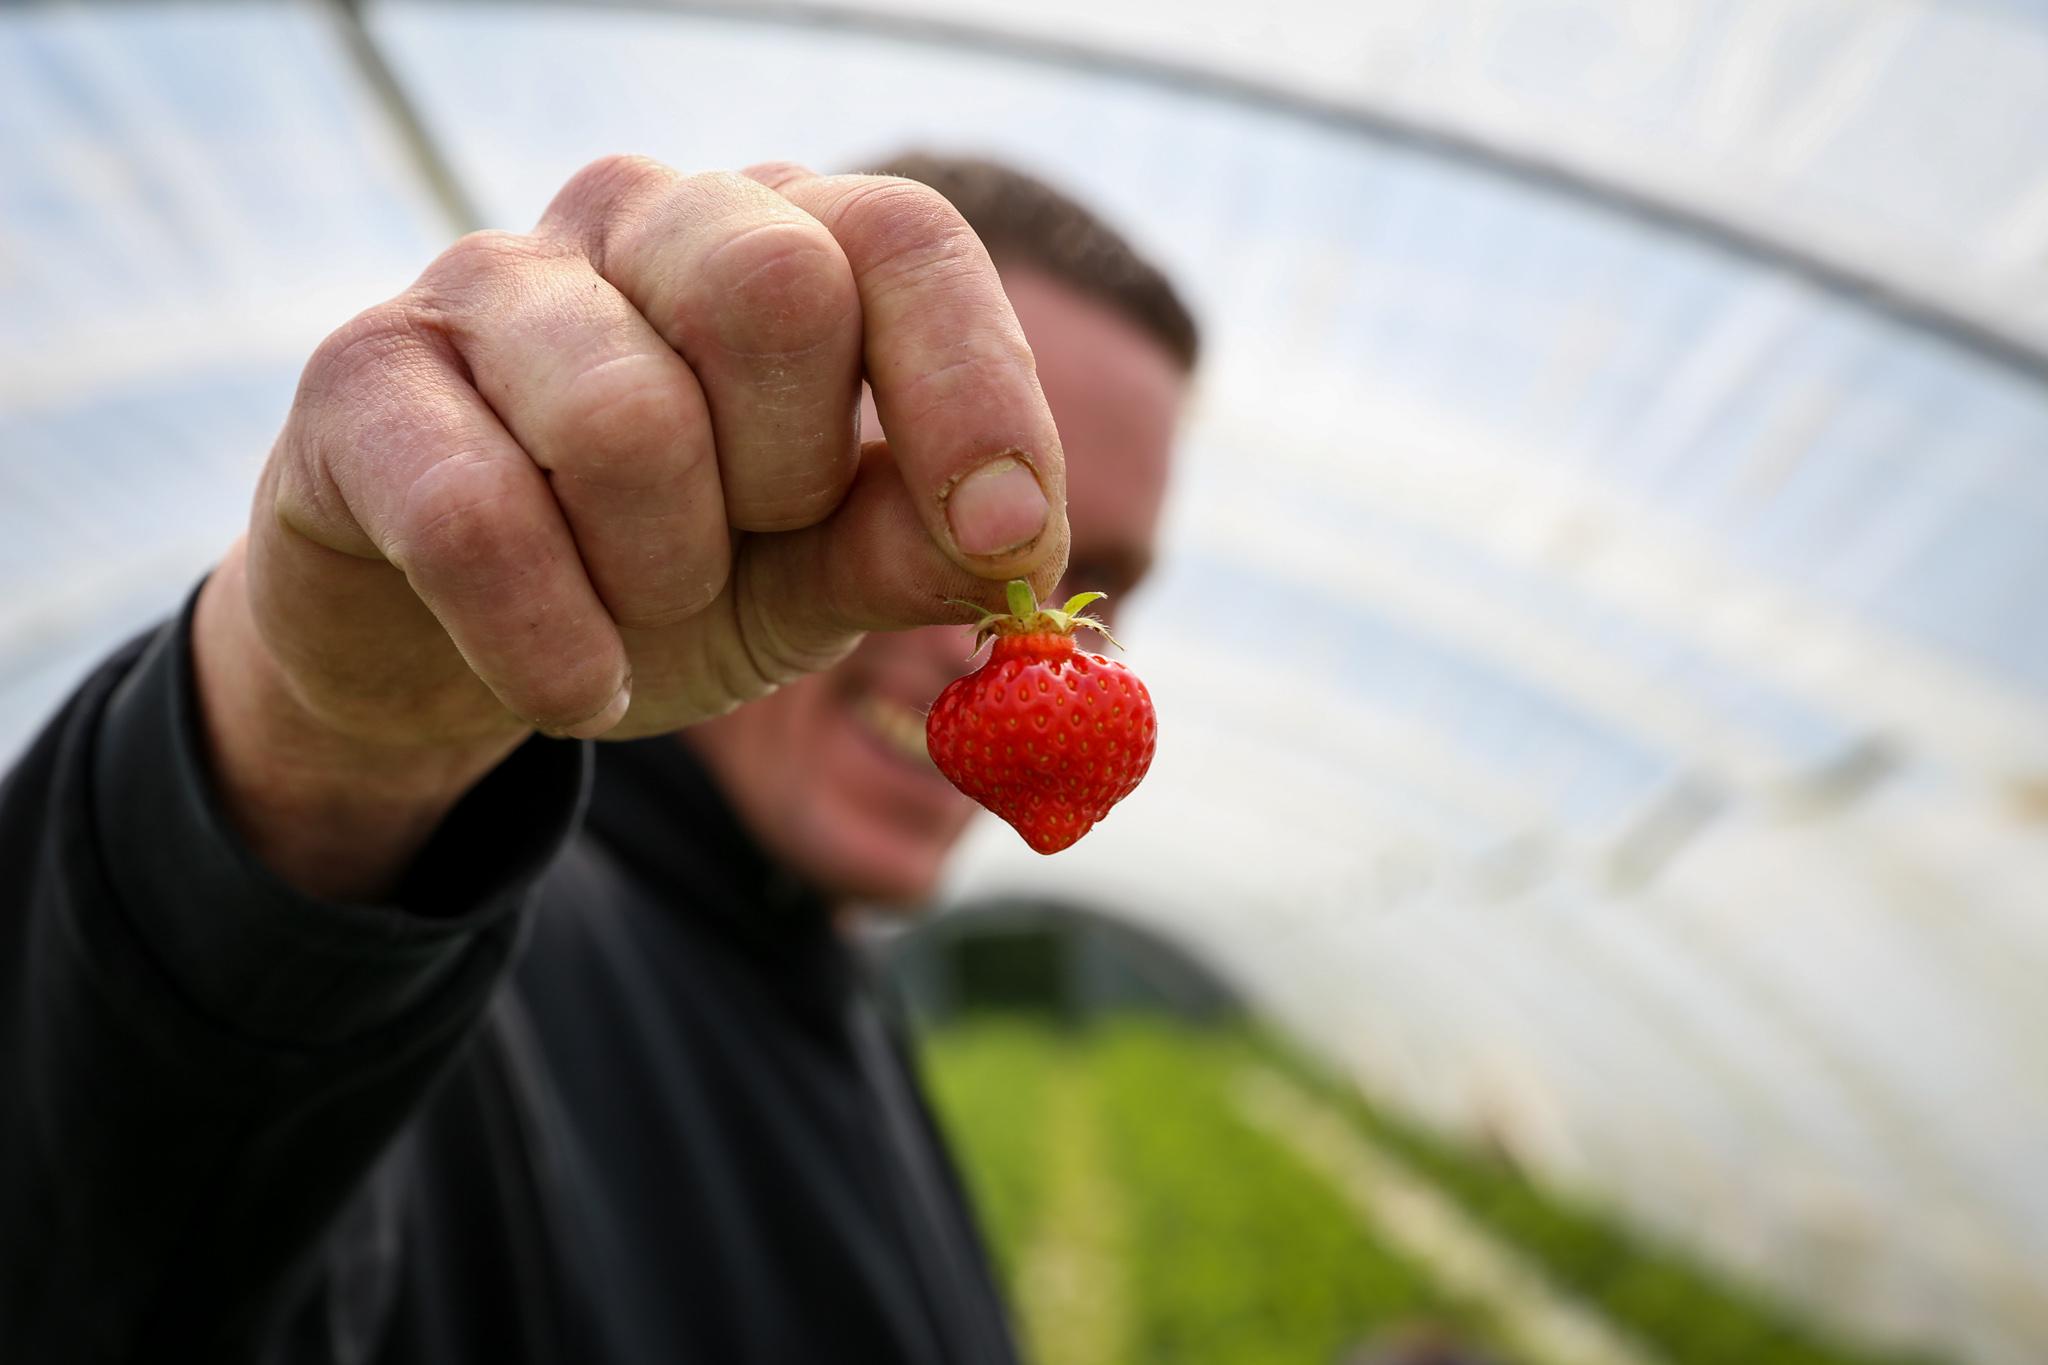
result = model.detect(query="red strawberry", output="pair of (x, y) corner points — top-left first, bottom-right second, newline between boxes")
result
(926, 580), (1157, 854)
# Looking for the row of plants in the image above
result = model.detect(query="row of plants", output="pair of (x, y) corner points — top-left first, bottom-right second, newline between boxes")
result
(1251, 1030), (1937, 1365)
(917, 1016), (1937, 1365)
(925, 1017), (1498, 1364)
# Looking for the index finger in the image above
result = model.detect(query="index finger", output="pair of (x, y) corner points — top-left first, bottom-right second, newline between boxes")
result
(749, 164), (1069, 586)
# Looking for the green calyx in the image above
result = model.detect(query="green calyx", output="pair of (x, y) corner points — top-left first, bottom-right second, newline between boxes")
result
(948, 579), (1122, 653)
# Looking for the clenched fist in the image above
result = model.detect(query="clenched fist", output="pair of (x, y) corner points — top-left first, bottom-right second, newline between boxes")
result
(192, 156), (1069, 899)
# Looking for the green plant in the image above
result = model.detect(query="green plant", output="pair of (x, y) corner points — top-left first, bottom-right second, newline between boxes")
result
(918, 1017), (1942, 1365)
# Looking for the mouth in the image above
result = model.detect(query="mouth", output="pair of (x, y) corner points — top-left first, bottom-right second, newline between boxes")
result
(849, 690), (938, 770)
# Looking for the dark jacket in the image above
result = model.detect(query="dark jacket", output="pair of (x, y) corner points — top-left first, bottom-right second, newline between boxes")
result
(0, 599), (1019, 1365)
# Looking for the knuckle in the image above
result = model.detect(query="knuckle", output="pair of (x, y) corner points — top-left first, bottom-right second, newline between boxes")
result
(399, 453), (530, 576)
(579, 151), (668, 185)
(302, 302), (448, 410)
(567, 153), (678, 208)
(309, 302), (422, 380)
(285, 304), (453, 554)
(831, 177), (982, 279)
(560, 355), (707, 489)
(741, 159), (813, 191)
(694, 217), (857, 358)
(682, 167), (767, 198)
(420, 229), (559, 300)
(542, 155), (685, 260)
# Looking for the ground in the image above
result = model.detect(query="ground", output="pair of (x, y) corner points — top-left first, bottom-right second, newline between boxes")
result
(917, 1017), (1938, 1365)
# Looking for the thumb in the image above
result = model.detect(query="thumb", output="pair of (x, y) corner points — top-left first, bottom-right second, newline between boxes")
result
(738, 439), (1071, 661)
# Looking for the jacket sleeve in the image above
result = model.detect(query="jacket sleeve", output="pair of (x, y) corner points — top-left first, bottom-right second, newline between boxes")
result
(0, 592), (588, 1362)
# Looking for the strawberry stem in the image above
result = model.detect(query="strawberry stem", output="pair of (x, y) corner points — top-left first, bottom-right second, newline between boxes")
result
(947, 579), (1122, 654)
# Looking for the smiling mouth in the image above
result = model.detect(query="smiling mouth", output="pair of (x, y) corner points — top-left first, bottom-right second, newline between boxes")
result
(850, 691), (937, 769)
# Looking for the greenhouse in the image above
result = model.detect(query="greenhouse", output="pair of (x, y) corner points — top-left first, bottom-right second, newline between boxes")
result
(6, 1), (2048, 1362)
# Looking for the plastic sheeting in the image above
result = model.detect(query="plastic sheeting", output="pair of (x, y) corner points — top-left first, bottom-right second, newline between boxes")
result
(0, 0), (447, 756)
(820, 0), (2048, 366)
(7, 3), (2048, 1361)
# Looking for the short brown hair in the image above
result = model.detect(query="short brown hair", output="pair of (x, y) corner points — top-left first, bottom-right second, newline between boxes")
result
(867, 153), (1199, 373)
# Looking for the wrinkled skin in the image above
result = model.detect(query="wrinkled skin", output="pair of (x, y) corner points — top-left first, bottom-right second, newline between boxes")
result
(193, 157), (1076, 901)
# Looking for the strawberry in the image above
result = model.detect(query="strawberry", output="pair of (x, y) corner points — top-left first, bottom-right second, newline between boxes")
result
(926, 580), (1157, 854)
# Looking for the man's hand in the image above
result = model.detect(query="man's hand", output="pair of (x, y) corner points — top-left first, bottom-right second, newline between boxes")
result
(191, 157), (1068, 900)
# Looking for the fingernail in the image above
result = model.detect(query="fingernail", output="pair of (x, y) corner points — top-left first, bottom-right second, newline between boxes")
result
(945, 455), (1049, 557)
(564, 682), (631, 740)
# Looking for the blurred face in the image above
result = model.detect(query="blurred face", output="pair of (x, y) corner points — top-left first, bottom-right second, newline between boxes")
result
(685, 267), (1184, 904)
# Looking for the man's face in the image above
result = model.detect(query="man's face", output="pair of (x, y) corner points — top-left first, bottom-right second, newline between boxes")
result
(685, 267), (1184, 903)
